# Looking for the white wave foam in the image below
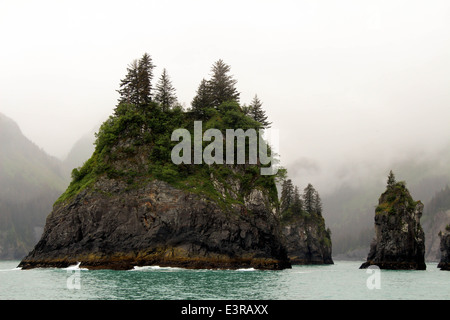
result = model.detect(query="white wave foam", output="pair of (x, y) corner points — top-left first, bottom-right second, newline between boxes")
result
(64, 262), (88, 270)
(236, 268), (257, 272)
(130, 265), (184, 271)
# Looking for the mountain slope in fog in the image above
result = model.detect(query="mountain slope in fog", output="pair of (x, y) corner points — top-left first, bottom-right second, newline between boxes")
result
(0, 113), (67, 259)
(422, 185), (450, 261)
(62, 128), (96, 180)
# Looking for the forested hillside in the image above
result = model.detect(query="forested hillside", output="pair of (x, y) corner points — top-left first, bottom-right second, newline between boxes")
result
(0, 113), (66, 259)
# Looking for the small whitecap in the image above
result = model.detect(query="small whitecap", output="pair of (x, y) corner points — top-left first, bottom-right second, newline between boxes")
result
(130, 265), (184, 271)
(236, 268), (257, 272)
(64, 262), (88, 270)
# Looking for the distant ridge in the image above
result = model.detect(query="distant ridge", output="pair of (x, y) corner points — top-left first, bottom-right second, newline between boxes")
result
(0, 112), (66, 259)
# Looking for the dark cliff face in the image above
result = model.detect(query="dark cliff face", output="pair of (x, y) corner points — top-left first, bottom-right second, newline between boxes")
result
(19, 176), (291, 270)
(281, 215), (333, 265)
(437, 229), (450, 270)
(360, 182), (426, 270)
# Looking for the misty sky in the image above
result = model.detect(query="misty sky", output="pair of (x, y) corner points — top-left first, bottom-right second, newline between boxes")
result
(1, 0), (450, 194)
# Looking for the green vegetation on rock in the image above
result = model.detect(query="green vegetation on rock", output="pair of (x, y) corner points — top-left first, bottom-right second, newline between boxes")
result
(56, 55), (281, 212)
(375, 181), (419, 215)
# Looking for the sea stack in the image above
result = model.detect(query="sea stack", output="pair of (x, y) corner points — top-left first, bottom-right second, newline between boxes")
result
(18, 56), (292, 270)
(18, 107), (291, 270)
(19, 175), (290, 270)
(278, 181), (333, 264)
(281, 214), (333, 265)
(360, 171), (426, 270)
(437, 227), (450, 270)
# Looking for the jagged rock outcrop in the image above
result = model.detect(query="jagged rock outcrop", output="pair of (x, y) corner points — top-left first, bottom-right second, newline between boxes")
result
(19, 177), (291, 271)
(282, 215), (333, 264)
(437, 227), (450, 270)
(360, 181), (426, 270)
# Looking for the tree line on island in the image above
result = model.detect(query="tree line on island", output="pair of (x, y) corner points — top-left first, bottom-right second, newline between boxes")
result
(67, 52), (287, 214)
(94, 52), (320, 221)
(116, 52), (271, 128)
(280, 179), (323, 218)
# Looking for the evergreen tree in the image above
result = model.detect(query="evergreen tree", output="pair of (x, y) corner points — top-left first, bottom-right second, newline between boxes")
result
(303, 183), (316, 214)
(117, 53), (155, 108)
(241, 104), (251, 116)
(314, 190), (323, 215)
(280, 179), (294, 214)
(292, 185), (303, 215)
(117, 59), (139, 105)
(208, 59), (240, 107)
(137, 53), (155, 105)
(387, 170), (396, 189)
(191, 78), (212, 119)
(155, 68), (177, 111)
(248, 94), (271, 128)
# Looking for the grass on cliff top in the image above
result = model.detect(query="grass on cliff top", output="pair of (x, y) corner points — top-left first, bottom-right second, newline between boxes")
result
(375, 181), (420, 215)
(55, 101), (281, 210)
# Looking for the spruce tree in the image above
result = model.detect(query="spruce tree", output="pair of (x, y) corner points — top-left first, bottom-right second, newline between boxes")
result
(248, 94), (271, 128)
(241, 104), (251, 116)
(155, 68), (177, 111)
(303, 183), (316, 214)
(208, 59), (240, 107)
(117, 59), (139, 105)
(137, 53), (155, 105)
(280, 179), (294, 214)
(117, 53), (155, 108)
(314, 190), (323, 215)
(387, 170), (396, 189)
(191, 78), (212, 119)
(292, 185), (303, 215)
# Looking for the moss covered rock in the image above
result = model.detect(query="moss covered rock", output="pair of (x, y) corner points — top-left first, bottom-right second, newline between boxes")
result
(360, 181), (426, 270)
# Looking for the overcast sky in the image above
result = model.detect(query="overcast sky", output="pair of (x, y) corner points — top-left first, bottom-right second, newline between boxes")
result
(1, 0), (450, 193)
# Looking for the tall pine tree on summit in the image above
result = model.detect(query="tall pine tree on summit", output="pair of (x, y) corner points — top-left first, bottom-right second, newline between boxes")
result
(117, 53), (155, 108)
(190, 59), (240, 118)
(155, 68), (177, 112)
(208, 59), (240, 107)
(191, 78), (212, 119)
(303, 183), (317, 214)
(387, 170), (396, 189)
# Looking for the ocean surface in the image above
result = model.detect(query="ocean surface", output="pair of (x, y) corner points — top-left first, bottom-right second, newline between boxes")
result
(0, 260), (448, 300)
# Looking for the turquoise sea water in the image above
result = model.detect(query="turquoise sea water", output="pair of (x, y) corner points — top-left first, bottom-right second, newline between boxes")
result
(0, 260), (448, 300)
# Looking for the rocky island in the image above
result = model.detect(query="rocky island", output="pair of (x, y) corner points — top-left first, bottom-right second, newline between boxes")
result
(279, 181), (333, 264)
(282, 214), (333, 264)
(360, 171), (426, 270)
(437, 226), (450, 270)
(19, 55), (334, 271)
(19, 174), (291, 270)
